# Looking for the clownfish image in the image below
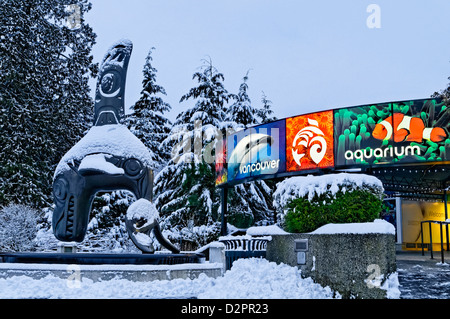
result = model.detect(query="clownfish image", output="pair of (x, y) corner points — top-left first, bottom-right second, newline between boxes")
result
(372, 113), (447, 143)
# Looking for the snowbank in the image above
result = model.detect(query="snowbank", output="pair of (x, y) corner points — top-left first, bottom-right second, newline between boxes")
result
(310, 219), (395, 235)
(198, 258), (338, 299)
(0, 258), (340, 299)
(273, 173), (384, 209)
(54, 124), (154, 178)
(380, 272), (401, 299)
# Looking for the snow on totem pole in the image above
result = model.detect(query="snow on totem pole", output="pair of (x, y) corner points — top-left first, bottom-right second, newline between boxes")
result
(52, 40), (179, 253)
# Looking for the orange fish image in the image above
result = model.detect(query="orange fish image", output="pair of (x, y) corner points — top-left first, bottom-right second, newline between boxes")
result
(372, 113), (447, 143)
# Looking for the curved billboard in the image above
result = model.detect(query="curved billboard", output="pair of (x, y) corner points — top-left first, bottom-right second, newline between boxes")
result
(216, 98), (450, 186)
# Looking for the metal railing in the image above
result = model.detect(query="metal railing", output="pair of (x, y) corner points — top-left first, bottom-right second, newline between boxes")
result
(219, 238), (268, 251)
(420, 220), (450, 264)
(219, 237), (269, 270)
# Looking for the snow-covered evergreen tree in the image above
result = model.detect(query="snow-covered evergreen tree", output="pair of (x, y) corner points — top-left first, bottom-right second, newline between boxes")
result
(125, 47), (172, 171)
(225, 75), (276, 227)
(155, 58), (231, 244)
(0, 0), (97, 207)
(432, 75), (450, 101)
(258, 91), (277, 124)
(226, 71), (259, 128)
(178, 57), (229, 130)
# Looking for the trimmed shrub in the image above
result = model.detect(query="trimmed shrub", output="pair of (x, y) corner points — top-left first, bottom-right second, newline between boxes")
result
(273, 173), (384, 233)
(284, 189), (383, 233)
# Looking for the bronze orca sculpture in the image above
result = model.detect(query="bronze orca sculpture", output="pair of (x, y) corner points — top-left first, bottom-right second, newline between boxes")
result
(52, 40), (179, 253)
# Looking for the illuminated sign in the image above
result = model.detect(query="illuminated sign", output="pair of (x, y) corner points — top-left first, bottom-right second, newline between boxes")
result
(215, 139), (227, 186)
(334, 99), (449, 167)
(216, 98), (449, 187)
(286, 110), (334, 171)
(227, 120), (286, 182)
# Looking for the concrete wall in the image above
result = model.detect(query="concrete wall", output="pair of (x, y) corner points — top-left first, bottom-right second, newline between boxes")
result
(0, 263), (224, 282)
(266, 232), (396, 299)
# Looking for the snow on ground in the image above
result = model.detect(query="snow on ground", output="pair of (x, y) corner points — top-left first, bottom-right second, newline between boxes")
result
(0, 258), (339, 299)
(198, 258), (338, 299)
(397, 261), (450, 299)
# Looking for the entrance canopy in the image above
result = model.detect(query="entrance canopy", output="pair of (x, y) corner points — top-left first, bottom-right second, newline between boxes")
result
(215, 97), (450, 201)
(369, 164), (449, 201)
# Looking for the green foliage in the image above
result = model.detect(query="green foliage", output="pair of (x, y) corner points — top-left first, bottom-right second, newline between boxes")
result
(283, 188), (383, 233)
(227, 210), (254, 228)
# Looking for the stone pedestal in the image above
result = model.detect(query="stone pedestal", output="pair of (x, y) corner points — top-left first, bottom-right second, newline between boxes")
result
(266, 232), (397, 299)
(57, 242), (78, 253)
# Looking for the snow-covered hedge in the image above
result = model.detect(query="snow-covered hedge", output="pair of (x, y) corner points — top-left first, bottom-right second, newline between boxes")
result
(273, 173), (384, 233)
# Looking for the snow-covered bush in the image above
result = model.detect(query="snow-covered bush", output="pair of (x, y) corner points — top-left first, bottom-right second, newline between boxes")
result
(164, 223), (221, 251)
(273, 173), (384, 233)
(0, 204), (40, 251)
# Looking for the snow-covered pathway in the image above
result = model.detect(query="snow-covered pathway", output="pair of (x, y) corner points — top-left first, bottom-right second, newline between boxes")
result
(397, 261), (450, 299)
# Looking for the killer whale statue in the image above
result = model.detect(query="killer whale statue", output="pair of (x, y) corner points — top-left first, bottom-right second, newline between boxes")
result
(52, 40), (179, 253)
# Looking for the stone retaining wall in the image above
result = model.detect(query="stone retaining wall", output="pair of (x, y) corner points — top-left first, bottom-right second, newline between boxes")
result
(266, 232), (396, 299)
(0, 262), (224, 282)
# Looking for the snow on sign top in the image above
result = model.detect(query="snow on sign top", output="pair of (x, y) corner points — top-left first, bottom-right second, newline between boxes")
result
(54, 124), (154, 178)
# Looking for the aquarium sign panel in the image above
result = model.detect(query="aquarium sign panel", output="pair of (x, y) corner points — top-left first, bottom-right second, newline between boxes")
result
(227, 120), (286, 182)
(334, 98), (449, 167)
(286, 110), (334, 172)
